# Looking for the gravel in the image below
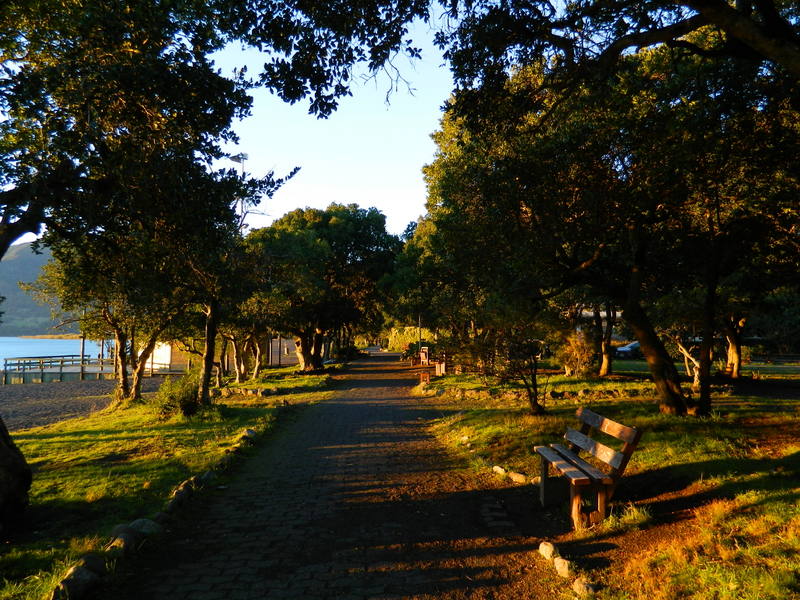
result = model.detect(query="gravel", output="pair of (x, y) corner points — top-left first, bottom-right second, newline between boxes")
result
(0, 378), (164, 431)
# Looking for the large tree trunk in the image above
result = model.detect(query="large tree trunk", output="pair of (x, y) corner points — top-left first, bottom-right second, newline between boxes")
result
(129, 334), (159, 404)
(0, 417), (32, 536)
(250, 336), (262, 381)
(295, 329), (325, 371)
(294, 331), (315, 371)
(113, 329), (130, 401)
(622, 300), (692, 415)
(695, 272), (718, 416)
(723, 315), (746, 379)
(197, 299), (219, 409)
(311, 329), (325, 369)
(593, 304), (616, 377)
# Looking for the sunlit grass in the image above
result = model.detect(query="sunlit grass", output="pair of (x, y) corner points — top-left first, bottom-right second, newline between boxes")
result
(0, 372), (334, 600)
(424, 371), (800, 599)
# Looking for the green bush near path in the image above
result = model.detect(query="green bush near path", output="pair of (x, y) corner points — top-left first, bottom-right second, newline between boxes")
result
(421, 372), (800, 599)
(0, 370), (335, 600)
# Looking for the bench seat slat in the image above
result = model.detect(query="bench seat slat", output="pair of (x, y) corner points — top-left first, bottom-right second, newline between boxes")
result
(551, 444), (614, 485)
(534, 445), (590, 485)
(577, 407), (640, 445)
(565, 428), (625, 470)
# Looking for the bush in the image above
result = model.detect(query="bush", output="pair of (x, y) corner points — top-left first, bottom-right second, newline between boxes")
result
(555, 331), (594, 377)
(152, 372), (200, 418)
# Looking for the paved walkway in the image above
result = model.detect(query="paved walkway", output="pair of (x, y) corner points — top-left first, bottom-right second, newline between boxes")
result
(106, 354), (561, 599)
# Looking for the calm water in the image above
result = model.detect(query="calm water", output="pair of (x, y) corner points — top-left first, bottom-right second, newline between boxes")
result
(0, 337), (102, 365)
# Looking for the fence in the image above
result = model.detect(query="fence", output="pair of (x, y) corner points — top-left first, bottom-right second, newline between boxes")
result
(1, 355), (171, 385)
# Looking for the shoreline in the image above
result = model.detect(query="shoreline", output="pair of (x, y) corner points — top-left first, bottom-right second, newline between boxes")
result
(17, 334), (83, 339)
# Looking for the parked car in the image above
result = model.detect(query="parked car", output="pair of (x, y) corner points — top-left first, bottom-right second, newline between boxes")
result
(615, 341), (641, 359)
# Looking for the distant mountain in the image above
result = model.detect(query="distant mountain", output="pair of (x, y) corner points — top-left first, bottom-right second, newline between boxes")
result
(0, 243), (62, 336)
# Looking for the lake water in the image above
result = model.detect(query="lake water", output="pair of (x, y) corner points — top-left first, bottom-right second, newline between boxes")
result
(0, 337), (103, 366)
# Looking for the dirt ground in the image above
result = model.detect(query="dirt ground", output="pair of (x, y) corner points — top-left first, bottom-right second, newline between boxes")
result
(0, 377), (162, 431)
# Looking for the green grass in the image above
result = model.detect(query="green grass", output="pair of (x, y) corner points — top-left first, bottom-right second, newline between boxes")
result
(0, 371), (334, 600)
(423, 371), (800, 599)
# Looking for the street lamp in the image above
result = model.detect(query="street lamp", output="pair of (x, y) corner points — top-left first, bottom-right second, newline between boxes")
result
(230, 152), (248, 176)
(229, 153), (249, 226)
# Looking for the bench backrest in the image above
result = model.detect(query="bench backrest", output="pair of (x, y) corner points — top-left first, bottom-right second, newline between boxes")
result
(565, 407), (642, 480)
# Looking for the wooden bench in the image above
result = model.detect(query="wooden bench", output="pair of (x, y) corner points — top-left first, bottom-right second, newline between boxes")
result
(534, 407), (642, 529)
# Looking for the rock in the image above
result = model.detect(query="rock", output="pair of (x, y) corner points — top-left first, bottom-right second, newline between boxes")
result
(573, 576), (597, 597)
(554, 556), (572, 578)
(105, 531), (140, 557)
(531, 476), (541, 485)
(171, 482), (193, 499)
(548, 390), (563, 399)
(508, 471), (527, 484)
(129, 518), (163, 536)
(75, 553), (106, 575)
(243, 428), (257, 438)
(52, 566), (100, 600)
(434, 389), (445, 397)
(152, 511), (171, 524)
(199, 470), (218, 484)
(538, 541), (559, 561)
(492, 465), (506, 475)
(578, 388), (592, 397)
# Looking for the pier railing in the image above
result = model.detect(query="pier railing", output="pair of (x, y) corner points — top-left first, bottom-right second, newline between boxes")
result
(1, 355), (172, 384)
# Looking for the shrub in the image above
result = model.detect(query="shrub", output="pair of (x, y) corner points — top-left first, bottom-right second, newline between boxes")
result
(555, 331), (594, 377)
(152, 372), (199, 418)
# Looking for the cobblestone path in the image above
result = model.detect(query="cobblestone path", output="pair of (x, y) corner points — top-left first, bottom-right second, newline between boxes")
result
(106, 354), (561, 599)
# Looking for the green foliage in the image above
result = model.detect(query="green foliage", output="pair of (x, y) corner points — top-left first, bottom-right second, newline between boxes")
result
(152, 373), (201, 419)
(555, 331), (595, 377)
(246, 204), (399, 370)
(385, 326), (435, 352)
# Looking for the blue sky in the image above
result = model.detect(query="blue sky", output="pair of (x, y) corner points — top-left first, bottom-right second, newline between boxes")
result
(214, 22), (453, 236)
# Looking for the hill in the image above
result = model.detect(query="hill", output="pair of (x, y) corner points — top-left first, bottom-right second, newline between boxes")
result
(0, 243), (61, 336)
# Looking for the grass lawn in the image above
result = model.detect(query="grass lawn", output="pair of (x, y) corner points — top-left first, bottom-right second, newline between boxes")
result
(0, 368), (335, 600)
(420, 369), (800, 599)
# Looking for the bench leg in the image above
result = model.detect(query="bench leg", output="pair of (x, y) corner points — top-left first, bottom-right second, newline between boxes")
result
(570, 485), (585, 529)
(538, 454), (550, 507)
(588, 485), (610, 526)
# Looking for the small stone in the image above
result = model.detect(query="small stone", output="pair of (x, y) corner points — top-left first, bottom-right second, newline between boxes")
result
(53, 566), (100, 600)
(508, 471), (527, 484)
(129, 518), (163, 536)
(554, 556), (572, 578)
(573, 576), (597, 597)
(243, 428), (257, 438)
(105, 531), (140, 556)
(531, 476), (541, 485)
(492, 465), (507, 475)
(152, 511), (171, 524)
(75, 553), (106, 575)
(163, 496), (183, 513)
(538, 541), (559, 561)
(434, 389), (445, 397)
(199, 470), (218, 484)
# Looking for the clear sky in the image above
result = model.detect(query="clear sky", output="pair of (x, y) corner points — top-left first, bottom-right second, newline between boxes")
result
(214, 22), (453, 236)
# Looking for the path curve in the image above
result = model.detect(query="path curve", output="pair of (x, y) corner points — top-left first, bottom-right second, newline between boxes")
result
(106, 355), (562, 599)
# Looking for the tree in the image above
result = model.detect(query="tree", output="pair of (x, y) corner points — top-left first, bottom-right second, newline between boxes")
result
(422, 43), (800, 415)
(247, 204), (399, 371)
